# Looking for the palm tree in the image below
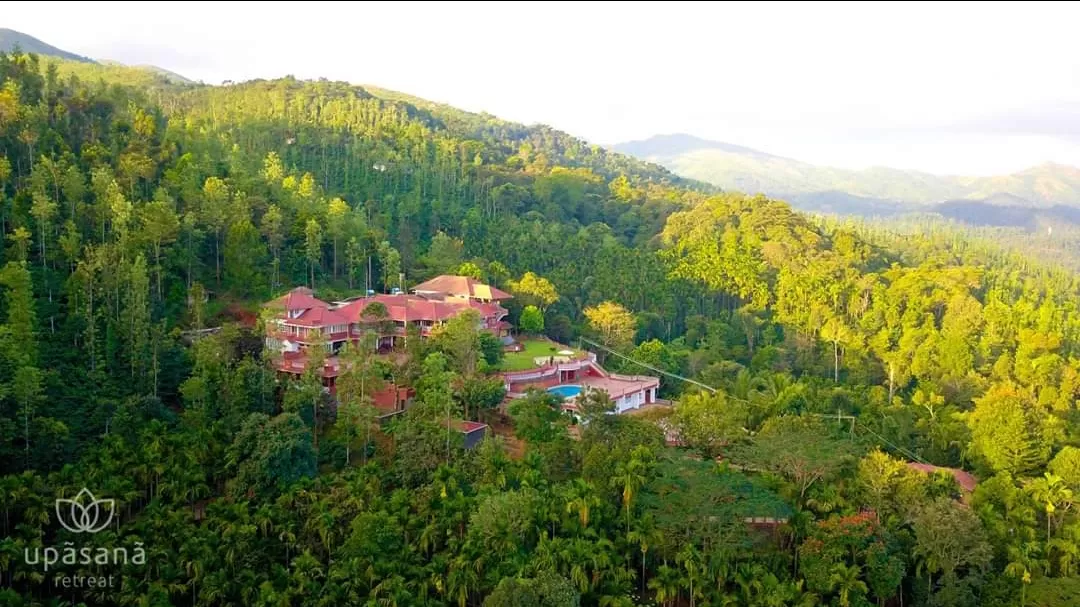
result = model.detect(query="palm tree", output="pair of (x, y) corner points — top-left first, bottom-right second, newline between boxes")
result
(598, 595), (635, 607)
(792, 579), (822, 607)
(707, 550), (736, 597)
(736, 562), (766, 603)
(648, 564), (681, 607)
(418, 520), (442, 557)
(371, 574), (412, 607)
(677, 545), (704, 607)
(784, 507), (815, 574)
(731, 369), (755, 403)
(0, 475), (20, 536)
(533, 535), (564, 575)
(564, 478), (600, 529)
(1027, 473), (1074, 543)
(277, 520), (299, 568)
(752, 372), (800, 418)
(566, 540), (592, 594)
(611, 446), (653, 534)
(179, 534), (213, 606)
(754, 573), (798, 607)
(305, 499), (336, 561)
(828, 563), (868, 607)
(1049, 536), (1079, 577)
(1006, 541), (1048, 607)
(627, 515), (663, 593)
(447, 555), (478, 607)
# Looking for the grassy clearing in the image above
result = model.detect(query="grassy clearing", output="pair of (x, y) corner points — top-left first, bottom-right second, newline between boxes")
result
(501, 338), (579, 371)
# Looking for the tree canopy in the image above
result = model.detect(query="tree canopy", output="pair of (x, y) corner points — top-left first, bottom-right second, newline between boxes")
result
(0, 49), (1077, 606)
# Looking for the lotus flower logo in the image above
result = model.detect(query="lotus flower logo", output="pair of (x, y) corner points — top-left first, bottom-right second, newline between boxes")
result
(55, 488), (115, 534)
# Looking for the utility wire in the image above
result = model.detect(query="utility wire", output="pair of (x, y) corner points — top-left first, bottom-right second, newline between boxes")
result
(578, 336), (718, 393)
(578, 337), (930, 464)
(853, 421), (929, 465)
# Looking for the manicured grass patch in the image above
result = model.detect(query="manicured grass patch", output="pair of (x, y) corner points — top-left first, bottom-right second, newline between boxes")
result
(501, 338), (579, 371)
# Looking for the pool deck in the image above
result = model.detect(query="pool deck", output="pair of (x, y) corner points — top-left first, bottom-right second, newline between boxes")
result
(505, 368), (657, 400)
(502, 347), (660, 414)
(548, 385), (583, 398)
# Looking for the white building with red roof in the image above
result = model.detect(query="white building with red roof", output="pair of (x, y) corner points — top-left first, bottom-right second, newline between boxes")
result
(264, 276), (511, 380)
(501, 346), (661, 415)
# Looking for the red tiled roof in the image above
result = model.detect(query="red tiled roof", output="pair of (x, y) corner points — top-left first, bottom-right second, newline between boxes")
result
(337, 294), (506, 324)
(287, 306), (349, 327)
(907, 463), (978, 493)
(412, 275), (512, 300)
(472, 301), (507, 317)
(268, 287), (329, 311)
(454, 420), (489, 434)
(334, 298), (381, 323)
(371, 385), (415, 412)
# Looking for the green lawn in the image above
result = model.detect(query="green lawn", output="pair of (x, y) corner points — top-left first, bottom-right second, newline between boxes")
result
(501, 338), (579, 371)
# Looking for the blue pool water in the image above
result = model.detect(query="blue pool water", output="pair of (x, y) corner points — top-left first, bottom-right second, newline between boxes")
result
(547, 385), (582, 399)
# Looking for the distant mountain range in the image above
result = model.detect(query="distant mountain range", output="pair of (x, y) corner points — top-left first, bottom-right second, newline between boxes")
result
(613, 134), (1080, 227)
(0, 28), (93, 62)
(1, 28), (192, 84)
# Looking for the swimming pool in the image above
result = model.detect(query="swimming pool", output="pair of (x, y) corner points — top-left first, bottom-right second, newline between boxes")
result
(547, 384), (582, 399)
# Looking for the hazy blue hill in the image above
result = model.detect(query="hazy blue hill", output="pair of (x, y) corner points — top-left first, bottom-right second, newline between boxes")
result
(614, 133), (778, 161)
(615, 133), (1080, 216)
(0, 28), (93, 62)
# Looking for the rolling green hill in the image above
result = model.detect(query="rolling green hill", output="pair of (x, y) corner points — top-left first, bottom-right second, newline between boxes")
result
(1, 28), (195, 86)
(99, 59), (195, 84)
(0, 27), (92, 62)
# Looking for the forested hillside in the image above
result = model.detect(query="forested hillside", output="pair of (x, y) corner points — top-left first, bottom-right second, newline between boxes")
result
(0, 50), (1078, 606)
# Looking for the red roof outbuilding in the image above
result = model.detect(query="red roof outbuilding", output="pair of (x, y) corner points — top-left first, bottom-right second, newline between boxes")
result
(412, 275), (512, 301)
(268, 287), (329, 312)
(907, 463), (978, 493)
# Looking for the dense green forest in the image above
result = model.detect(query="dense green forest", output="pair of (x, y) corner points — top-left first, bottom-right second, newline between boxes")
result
(0, 50), (1079, 606)
(840, 212), (1080, 274)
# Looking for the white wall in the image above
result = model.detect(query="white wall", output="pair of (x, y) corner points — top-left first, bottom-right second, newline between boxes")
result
(615, 390), (645, 414)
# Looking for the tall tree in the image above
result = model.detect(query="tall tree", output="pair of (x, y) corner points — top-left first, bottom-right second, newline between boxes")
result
(123, 255), (152, 389)
(224, 219), (266, 296)
(304, 218), (323, 289)
(377, 241), (401, 293)
(432, 309), (482, 377)
(912, 497), (992, 600)
(520, 305), (544, 335)
(226, 412), (317, 498)
(967, 382), (1060, 475)
(336, 334), (383, 465)
(584, 301), (636, 351)
(326, 197), (349, 280)
(29, 192), (56, 271)
(201, 176), (230, 286)
(139, 192), (180, 300)
(260, 204), (284, 290)
(509, 271), (559, 313)
(0, 262), (39, 467)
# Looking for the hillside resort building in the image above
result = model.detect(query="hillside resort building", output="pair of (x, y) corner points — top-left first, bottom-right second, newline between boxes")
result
(263, 275), (661, 420)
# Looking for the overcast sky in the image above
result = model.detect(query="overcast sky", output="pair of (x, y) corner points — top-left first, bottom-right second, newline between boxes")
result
(6, 1), (1080, 175)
